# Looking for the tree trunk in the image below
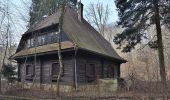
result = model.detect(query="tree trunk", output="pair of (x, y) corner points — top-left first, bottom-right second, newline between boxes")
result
(56, 0), (67, 95)
(153, 0), (167, 93)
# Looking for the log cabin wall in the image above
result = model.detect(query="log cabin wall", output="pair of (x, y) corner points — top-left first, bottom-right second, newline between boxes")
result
(19, 57), (41, 83)
(18, 52), (75, 85)
(17, 50), (121, 85)
(76, 50), (121, 85)
(40, 54), (74, 84)
(103, 60), (120, 78)
(76, 56), (103, 84)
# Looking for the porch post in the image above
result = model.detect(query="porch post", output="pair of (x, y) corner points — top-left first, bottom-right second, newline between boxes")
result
(74, 47), (78, 90)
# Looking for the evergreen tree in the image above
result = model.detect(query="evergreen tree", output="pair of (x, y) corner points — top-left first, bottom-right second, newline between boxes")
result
(114, 0), (170, 92)
(1, 64), (17, 83)
(29, 0), (77, 26)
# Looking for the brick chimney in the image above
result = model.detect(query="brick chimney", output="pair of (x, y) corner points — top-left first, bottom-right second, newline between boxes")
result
(78, 1), (84, 22)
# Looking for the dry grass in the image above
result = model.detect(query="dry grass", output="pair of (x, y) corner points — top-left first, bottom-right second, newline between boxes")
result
(0, 79), (170, 100)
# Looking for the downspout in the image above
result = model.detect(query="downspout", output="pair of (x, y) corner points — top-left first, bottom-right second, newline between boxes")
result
(74, 45), (78, 90)
(17, 63), (21, 82)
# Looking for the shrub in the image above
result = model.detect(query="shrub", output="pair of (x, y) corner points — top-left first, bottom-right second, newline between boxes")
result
(1, 64), (17, 83)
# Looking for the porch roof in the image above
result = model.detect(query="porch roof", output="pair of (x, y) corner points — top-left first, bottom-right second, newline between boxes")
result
(11, 41), (74, 59)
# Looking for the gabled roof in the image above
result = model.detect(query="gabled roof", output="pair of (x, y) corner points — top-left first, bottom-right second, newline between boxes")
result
(13, 6), (126, 63)
(26, 9), (61, 34)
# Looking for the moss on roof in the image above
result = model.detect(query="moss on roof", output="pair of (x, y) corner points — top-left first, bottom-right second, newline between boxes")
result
(63, 8), (126, 62)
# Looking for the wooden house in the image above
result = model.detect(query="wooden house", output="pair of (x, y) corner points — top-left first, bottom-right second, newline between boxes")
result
(11, 2), (126, 90)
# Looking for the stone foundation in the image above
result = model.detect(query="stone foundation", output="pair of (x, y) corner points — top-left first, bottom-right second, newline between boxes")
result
(17, 82), (74, 92)
(98, 78), (118, 92)
(17, 79), (118, 93)
(78, 79), (118, 92)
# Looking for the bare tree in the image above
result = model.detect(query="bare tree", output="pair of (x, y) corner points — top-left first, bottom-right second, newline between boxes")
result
(56, 0), (67, 95)
(0, 0), (26, 93)
(0, 1), (9, 93)
(85, 2), (110, 37)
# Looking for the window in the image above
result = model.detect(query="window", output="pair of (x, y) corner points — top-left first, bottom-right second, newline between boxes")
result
(103, 65), (114, 78)
(46, 33), (52, 44)
(51, 32), (58, 43)
(27, 38), (34, 48)
(25, 65), (34, 80)
(38, 36), (42, 46)
(27, 39), (31, 48)
(42, 35), (46, 44)
(108, 66), (114, 78)
(52, 63), (60, 78)
(30, 38), (34, 47)
(51, 63), (64, 82)
(33, 29), (62, 47)
(37, 35), (46, 46)
(86, 64), (96, 82)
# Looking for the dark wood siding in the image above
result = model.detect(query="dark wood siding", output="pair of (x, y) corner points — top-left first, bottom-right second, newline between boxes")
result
(35, 58), (41, 82)
(19, 58), (41, 83)
(41, 59), (51, 83)
(18, 52), (75, 85)
(40, 57), (74, 84)
(17, 50), (120, 85)
(76, 54), (102, 84)
(77, 59), (86, 83)
(76, 51), (120, 84)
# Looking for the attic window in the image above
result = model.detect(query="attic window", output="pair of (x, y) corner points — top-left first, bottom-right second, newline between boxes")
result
(51, 32), (58, 43)
(30, 38), (34, 47)
(38, 35), (46, 46)
(27, 39), (31, 48)
(27, 38), (34, 48)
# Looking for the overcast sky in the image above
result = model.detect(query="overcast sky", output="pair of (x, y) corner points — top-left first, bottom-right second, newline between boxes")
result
(82, 0), (118, 23)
